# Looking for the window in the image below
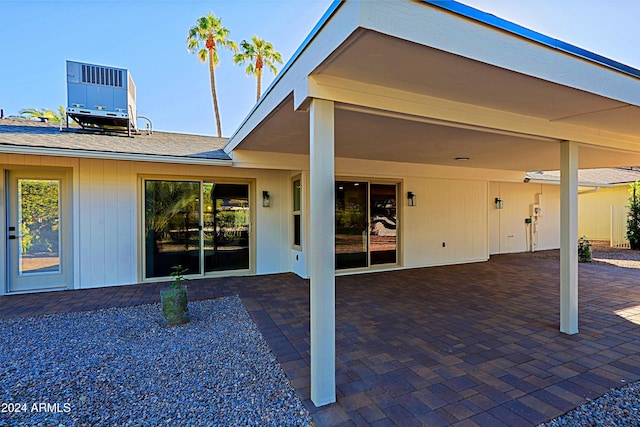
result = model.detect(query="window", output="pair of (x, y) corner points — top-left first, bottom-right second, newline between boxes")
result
(335, 181), (398, 269)
(292, 178), (301, 248)
(143, 179), (250, 279)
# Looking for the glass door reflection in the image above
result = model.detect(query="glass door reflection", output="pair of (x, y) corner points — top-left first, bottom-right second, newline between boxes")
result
(203, 183), (250, 272)
(144, 180), (201, 278)
(18, 179), (61, 275)
(335, 181), (368, 269)
(370, 184), (397, 265)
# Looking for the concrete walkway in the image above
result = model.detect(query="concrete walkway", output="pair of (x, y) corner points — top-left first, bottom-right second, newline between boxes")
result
(2, 251), (640, 426)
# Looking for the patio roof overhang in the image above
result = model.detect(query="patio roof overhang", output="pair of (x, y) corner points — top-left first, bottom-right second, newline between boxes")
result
(225, 1), (640, 171)
(224, 0), (640, 408)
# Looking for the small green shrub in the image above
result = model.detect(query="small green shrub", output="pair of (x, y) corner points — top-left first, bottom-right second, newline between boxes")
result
(627, 181), (640, 250)
(169, 265), (188, 290)
(161, 265), (189, 326)
(578, 236), (592, 263)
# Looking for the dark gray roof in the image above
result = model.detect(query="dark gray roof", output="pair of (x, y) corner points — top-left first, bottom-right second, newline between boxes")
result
(526, 168), (640, 186)
(0, 118), (231, 163)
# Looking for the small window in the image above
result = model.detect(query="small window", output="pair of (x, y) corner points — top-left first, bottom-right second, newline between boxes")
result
(292, 178), (301, 248)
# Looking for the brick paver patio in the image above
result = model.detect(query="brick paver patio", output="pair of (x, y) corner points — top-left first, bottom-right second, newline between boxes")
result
(2, 251), (640, 426)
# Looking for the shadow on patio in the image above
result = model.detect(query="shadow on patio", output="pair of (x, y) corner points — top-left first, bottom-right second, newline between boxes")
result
(1, 251), (640, 426)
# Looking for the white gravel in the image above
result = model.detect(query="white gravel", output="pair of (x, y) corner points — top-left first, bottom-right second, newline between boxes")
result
(0, 296), (312, 427)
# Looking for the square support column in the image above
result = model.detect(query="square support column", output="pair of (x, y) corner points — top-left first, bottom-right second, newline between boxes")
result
(309, 98), (336, 406)
(560, 140), (579, 334)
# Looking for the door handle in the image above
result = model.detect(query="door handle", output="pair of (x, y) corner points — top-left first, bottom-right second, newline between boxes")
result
(8, 235), (17, 240)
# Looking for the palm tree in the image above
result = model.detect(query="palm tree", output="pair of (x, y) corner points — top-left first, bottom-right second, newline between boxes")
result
(19, 107), (65, 123)
(233, 36), (283, 102)
(187, 13), (237, 138)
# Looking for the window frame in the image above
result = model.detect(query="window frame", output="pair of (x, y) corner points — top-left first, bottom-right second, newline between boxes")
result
(292, 176), (302, 251)
(139, 175), (255, 282)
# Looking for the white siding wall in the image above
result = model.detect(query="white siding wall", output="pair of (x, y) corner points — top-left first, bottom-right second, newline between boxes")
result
(78, 159), (137, 288)
(403, 178), (488, 267)
(1, 155), (292, 291)
(2, 151), (567, 292)
(489, 182), (560, 254)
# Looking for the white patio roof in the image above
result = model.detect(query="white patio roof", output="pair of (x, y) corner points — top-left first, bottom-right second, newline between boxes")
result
(225, 0), (640, 172)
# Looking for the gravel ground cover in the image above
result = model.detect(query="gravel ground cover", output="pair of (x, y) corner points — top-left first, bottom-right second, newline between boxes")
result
(589, 240), (640, 269)
(0, 296), (312, 427)
(539, 381), (640, 427)
(532, 240), (640, 269)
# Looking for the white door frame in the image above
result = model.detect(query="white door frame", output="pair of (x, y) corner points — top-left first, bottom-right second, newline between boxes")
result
(5, 168), (73, 293)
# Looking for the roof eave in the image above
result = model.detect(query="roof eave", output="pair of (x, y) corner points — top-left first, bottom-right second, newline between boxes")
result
(0, 144), (232, 166)
(526, 178), (613, 188)
(422, 0), (640, 80)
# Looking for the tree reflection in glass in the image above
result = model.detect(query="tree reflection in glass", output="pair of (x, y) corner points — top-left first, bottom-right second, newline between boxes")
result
(18, 179), (61, 275)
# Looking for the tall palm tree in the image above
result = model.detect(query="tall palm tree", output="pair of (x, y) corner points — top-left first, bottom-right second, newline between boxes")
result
(187, 13), (237, 137)
(233, 36), (283, 102)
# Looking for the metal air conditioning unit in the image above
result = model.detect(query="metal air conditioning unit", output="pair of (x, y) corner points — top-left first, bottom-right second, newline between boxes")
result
(66, 60), (137, 134)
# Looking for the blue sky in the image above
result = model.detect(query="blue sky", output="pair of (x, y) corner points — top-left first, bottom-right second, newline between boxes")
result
(1, 0), (639, 137)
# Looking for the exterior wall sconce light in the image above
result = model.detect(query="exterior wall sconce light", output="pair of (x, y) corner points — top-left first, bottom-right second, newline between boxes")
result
(262, 191), (271, 207)
(495, 197), (504, 209)
(407, 191), (416, 206)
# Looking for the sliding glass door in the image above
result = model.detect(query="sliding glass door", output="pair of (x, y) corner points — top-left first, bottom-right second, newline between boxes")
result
(203, 183), (250, 272)
(370, 184), (397, 265)
(335, 181), (398, 270)
(336, 181), (368, 269)
(144, 180), (250, 279)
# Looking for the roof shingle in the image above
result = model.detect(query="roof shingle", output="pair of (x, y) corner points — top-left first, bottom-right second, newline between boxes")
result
(0, 118), (230, 162)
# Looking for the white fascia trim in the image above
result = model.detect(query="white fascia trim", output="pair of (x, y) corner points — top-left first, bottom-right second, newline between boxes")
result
(0, 145), (232, 166)
(362, 1), (640, 106)
(526, 178), (613, 188)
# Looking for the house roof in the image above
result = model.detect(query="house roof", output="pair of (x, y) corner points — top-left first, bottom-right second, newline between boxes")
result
(0, 118), (231, 165)
(225, 0), (640, 172)
(526, 168), (640, 187)
(424, 0), (640, 80)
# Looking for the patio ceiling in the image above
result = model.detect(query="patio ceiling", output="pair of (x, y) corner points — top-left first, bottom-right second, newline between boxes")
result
(231, 5), (640, 172)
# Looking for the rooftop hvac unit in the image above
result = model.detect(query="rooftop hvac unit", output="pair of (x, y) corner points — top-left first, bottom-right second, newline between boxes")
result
(66, 60), (137, 134)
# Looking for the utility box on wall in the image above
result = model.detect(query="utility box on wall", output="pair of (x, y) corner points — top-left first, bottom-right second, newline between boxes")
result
(66, 60), (136, 133)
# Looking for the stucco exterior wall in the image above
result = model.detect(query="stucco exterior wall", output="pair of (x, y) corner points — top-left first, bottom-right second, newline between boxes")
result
(578, 186), (630, 241)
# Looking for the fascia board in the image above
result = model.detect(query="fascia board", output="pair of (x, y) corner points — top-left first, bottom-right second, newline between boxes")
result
(359, 1), (640, 106)
(422, 0), (640, 80)
(0, 144), (232, 166)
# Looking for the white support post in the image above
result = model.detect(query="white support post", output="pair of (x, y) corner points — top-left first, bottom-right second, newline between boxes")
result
(309, 98), (336, 406)
(560, 140), (579, 334)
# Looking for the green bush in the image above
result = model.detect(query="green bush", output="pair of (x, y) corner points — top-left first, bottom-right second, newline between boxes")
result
(161, 265), (189, 326)
(627, 181), (640, 250)
(578, 236), (592, 263)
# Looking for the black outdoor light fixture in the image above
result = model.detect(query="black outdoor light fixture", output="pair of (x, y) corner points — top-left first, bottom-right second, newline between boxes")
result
(407, 191), (416, 206)
(262, 191), (271, 207)
(495, 197), (504, 209)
